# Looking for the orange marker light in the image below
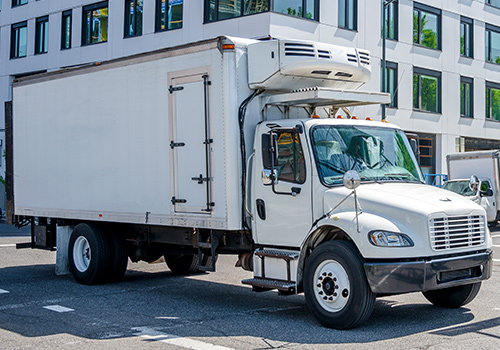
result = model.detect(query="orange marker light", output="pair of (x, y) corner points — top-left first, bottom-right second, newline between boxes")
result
(312, 114), (320, 119)
(366, 117), (373, 121)
(352, 116), (358, 120)
(336, 115), (344, 119)
(222, 44), (235, 50)
(99, 214), (103, 218)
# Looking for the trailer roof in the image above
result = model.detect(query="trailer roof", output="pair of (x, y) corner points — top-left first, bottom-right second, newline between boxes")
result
(263, 87), (391, 108)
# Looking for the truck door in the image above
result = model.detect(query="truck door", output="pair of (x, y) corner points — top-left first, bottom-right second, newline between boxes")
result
(169, 71), (213, 214)
(479, 180), (497, 223)
(253, 127), (313, 246)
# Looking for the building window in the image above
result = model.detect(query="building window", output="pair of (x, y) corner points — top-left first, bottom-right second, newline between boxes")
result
(125, 0), (143, 37)
(486, 24), (500, 65)
(274, 0), (317, 20)
(35, 16), (49, 55)
(82, 1), (108, 46)
(10, 21), (27, 59)
(338, 0), (357, 31)
(413, 67), (441, 113)
(156, 0), (183, 31)
(460, 16), (473, 58)
(487, 0), (500, 9)
(382, 0), (398, 41)
(381, 61), (398, 108)
(460, 76), (473, 118)
(12, 0), (27, 7)
(413, 2), (441, 50)
(204, 1), (318, 23)
(61, 10), (72, 50)
(486, 81), (500, 121)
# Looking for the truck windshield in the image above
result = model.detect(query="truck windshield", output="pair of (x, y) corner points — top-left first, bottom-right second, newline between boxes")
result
(311, 125), (424, 186)
(442, 181), (475, 196)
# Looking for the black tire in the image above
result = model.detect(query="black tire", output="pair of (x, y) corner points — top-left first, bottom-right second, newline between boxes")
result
(304, 241), (375, 329)
(164, 253), (199, 275)
(422, 282), (481, 308)
(68, 223), (111, 285)
(105, 229), (128, 282)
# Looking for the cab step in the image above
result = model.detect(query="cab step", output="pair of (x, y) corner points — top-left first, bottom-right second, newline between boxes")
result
(242, 277), (296, 293)
(255, 249), (299, 260)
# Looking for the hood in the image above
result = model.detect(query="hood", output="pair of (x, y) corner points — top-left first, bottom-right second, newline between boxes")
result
(324, 182), (485, 218)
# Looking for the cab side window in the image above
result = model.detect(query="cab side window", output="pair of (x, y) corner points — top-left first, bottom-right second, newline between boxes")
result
(274, 132), (306, 184)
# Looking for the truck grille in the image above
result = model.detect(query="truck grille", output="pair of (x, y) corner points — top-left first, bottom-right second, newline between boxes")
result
(429, 215), (486, 251)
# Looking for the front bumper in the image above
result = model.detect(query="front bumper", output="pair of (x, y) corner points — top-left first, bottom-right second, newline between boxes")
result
(364, 250), (492, 294)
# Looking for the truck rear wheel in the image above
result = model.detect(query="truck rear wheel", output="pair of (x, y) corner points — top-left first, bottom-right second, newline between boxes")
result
(69, 223), (111, 285)
(164, 253), (199, 275)
(105, 229), (128, 282)
(304, 241), (375, 329)
(422, 282), (481, 308)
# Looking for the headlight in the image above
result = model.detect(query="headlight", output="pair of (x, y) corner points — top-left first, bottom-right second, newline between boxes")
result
(368, 231), (414, 247)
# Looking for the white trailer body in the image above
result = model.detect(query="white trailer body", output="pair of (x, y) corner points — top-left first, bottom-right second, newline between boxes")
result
(9, 36), (492, 330)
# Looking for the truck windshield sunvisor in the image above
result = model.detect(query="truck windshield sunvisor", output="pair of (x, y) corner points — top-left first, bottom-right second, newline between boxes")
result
(311, 125), (424, 186)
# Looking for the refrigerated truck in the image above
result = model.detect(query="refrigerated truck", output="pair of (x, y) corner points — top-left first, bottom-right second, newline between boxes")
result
(7, 36), (492, 329)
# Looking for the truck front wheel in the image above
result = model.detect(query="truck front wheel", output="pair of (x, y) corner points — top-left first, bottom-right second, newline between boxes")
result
(304, 241), (375, 329)
(422, 282), (481, 308)
(68, 223), (111, 285)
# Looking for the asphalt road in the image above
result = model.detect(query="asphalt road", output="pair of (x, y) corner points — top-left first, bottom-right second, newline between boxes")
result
(0, 223), (499, 349)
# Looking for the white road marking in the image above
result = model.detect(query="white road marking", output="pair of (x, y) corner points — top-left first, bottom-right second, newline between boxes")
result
(494, 308), (500, 311)
(0, 244), (16, 248)
(0, 289), (9, 294)
(492, 244), (500, 247)
(132, 327), (235, 350)
(43, 305), (74, 313)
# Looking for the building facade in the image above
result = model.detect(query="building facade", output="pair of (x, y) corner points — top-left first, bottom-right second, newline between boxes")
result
(1, 0), (500, 195)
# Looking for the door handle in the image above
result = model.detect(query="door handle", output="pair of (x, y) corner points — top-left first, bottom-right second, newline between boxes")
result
(256, 199), (266, 220)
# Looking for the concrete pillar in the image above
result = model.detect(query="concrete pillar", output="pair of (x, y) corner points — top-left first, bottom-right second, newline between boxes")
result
(55, 226), (73, 275)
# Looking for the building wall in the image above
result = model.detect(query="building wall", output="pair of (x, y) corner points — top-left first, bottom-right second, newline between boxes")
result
(1, 0), (500, 178)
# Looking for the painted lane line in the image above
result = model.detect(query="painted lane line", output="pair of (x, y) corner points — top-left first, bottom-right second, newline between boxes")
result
(0, 244), (16, 248)
(0, 289), (9, 294)
(43, 305), (74, 313)
(132, 327), (235, 350)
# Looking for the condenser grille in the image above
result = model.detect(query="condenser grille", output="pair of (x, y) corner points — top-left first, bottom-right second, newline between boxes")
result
(429, 215), (486, 251)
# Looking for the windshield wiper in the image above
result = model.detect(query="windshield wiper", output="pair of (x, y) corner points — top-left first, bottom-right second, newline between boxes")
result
(383, 173), (422, 183)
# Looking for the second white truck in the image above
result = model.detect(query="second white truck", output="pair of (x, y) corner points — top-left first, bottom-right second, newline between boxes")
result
(8, 36), (492, 329)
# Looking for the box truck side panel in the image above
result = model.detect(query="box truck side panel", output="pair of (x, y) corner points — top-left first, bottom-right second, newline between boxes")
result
(13, 47), (237, 229)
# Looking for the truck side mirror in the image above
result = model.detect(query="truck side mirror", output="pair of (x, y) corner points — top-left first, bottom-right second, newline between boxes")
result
(261, 133), (278, 170)
(469, 175), (479, 193)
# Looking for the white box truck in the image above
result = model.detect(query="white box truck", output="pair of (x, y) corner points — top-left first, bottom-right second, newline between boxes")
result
(7, 36), (492, 329)
(446, 150), (500, 224)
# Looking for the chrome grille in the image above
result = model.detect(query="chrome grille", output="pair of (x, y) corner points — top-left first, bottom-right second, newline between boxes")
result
(429, 215), (486, 251)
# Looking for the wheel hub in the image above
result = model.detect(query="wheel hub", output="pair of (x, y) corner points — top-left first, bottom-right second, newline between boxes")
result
(313, 260), (350, 312)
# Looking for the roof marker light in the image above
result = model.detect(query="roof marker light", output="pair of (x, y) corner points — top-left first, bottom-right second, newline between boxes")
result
(336, 115), (344, 119)
(366, 117), (373, 121)
(312, 114), (320, 119)
(352, 116), (358, 120)
(222, 44), (235, 50)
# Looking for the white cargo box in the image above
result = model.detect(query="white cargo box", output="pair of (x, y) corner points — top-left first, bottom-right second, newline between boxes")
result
(13, 37), (256, 230)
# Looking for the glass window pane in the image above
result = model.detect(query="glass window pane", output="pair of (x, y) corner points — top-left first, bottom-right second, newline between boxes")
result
(489, 30), (500, 64)
(208, 0), (216, 21)
(489, 0), (500, 8)
(62, 14), (71, 49)
(91, 8), (108, 43)
(306, 0), (315, 19)
(421, 75), (438, 112)
(486, 30), (491, 61)
(219, 0), (241, 19)
(413, 74), (419, 108)
(169, 1), (183, 29)
(274, 0), (302, 17)
(244, 0), (268, 15)
(420, 12), (438, 49)
(491, 88), (500, 120)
